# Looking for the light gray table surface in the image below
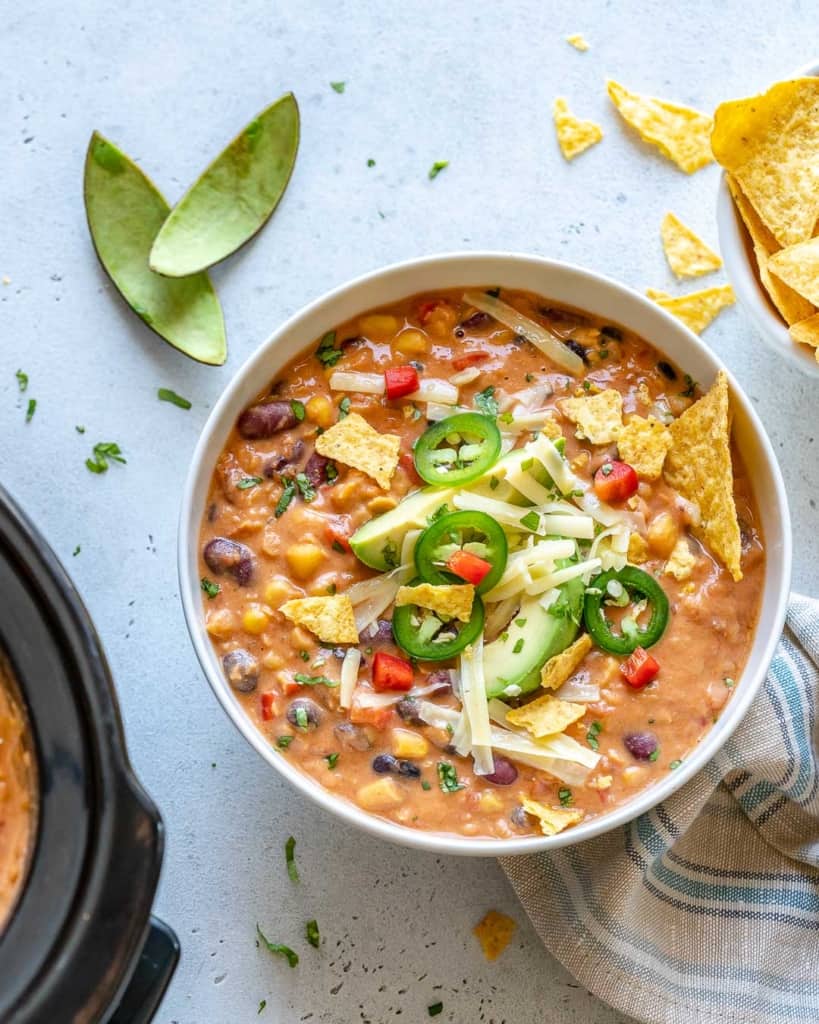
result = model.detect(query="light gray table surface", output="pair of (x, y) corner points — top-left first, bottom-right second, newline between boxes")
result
(2, 2), (817, 1022)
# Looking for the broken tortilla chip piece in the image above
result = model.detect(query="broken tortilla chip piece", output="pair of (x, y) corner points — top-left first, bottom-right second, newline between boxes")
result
(566, 33), (589, 51)
(314, 412), (400, 490)
(560, 388), (622, 444)
(394, 581), (474, 623)
(473, 910), (516, 961)
(628, 533), (649, 564)
(712, 78), (819, 247)
(789, 313), (819, 361)
(607, 80), (713, 174)
(768, 237), (819, 307)
(616, 415), (672, 480)
(506, 693), (586, 738)
(661, 212), (722, 278)
(279, 595), (359, 644)
(521, 798), (584, 836)
(553, 98), (603, 161)
(647, 284), (735, 334)
(664, 537), (697, 580)
(540, 633), (593, 690)
(664, 371), (742, 580)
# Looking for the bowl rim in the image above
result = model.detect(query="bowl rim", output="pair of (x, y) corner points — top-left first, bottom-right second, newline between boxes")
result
(178, 250), (792, 856)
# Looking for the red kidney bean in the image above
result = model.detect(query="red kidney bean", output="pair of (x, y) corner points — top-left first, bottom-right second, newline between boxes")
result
(303, 451), (330, 487)
(334, 722), (372, 751)
(222, 650), (259, 692)
(396, 699), (425, 726)
(623, 731), (658, 760)
(203, 538), (254, 586)
(484, 755), (518, 786)
(264, 439), (304, 477)
(237, 401), (297, 439)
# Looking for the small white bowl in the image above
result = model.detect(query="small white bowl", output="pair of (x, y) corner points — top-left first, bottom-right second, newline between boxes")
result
(716, 62), (819, 379)
(178, 252), (792, 857)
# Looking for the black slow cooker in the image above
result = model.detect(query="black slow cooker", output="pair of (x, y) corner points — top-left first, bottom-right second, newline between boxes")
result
(0, 487), (178, 1023)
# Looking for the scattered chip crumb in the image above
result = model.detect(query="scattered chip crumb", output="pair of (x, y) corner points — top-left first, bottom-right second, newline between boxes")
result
(506, 692), (586, 738)
(566, 33), (589, 51)
(279, 595), (359, 643)
(395, 581), (474, 623)
(553, 97), (603, 161)
(589, 774), (613, 791)
(617, 415), (672, 479)
(540, 633), (593, 690)
(661, 212), (722, 279)
(473, 910), (517, 961)
(520, 798), (584, 836)
(664, 537), (697, 580)
(314, 412), (400, 489)
(560, 388), (623, 444)
(647, 284), (735, 335)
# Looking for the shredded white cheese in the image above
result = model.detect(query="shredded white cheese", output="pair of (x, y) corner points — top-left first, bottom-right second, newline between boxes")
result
(339, 648), (361, 709)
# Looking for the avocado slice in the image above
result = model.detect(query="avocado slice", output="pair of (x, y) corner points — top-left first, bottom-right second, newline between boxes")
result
(483, 572), (585, 700)
(349, 487), (456, 570)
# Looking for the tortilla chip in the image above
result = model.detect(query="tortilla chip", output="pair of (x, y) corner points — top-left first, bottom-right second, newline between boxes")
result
(647, 284), (735, 334)
(768, 237), (819, 307)
(607, 80), (713, 174)
(521, 798), (584, 836)
(394, 582), (474, 623)
(540, 633), (592, 690)
(664, 537), (697, 580)
(645, 287), (672, 301)
(712, 78), (819, 247)
(789, 313), (819, 360)
(627, 533), (649, 564)
(473, 910), (516, 961)
(566, 33), (589, 51)
(279, 595), (359, 643)
(725, 173), (778, 253)
(560, 388), (622, 444)
(617, 415), (672, 480)
(553, 98), (603, 161)
(506, 693), (586, 738)
(314, 412), (400, 490)
(664, 371), (742, 580)
(660, 212), (722, 278)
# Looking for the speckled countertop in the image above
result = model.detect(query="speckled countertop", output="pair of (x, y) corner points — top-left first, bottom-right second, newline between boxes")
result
(1, 2), (817, 1021)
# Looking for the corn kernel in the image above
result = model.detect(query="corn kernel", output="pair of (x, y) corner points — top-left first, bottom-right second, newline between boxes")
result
(622, 765), (647, 786)
(305, 394), (334, 429)
(367, 495), (398, 515)
(357, 776), (404, 810)
(290, 626), (314, 648)
(205, 609), (235, 638)
(262, 651), (284, 670)
(359, 314), (400, 340)
(647, 512), (678, 558)
(242, 604), (270, 634)
(394, 329), (428, 356)
(479, 791), (505, 814)
(264, 576), (299, 607)
(286, 542), (326, 580)
(390, 728), (429, 759)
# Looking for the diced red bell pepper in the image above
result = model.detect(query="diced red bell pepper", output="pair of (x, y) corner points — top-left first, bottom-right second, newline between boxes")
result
(349, 703), (395, 730)
(594, 460), (639, 503)
(325, 517), (353, 553)
(447, 549), (492, 586)
(261, 692), (277, 720)
(452, 350), (491, 371)
(384, 366), (419, 400)
(621, 647), (660, 689)
(372, 651), (414, 692)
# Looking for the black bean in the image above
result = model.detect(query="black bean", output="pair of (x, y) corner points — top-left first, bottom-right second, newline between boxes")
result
(222, 649), (259, 693)
(459, 311), (491, 331)
(623, 731), (658, 760)
(657, 360), (677, 381)
(510, 804), (530, 829)
(396, 699), (425, 726)
(237, 401), (297, 439)
(371, 619), (395, 645)
(203, 537), (255, 586)
(565, 339), (588, 364)
(263, 439), (304, 477)
(334, 722), (372, 751)
(287, 698), (322, 730)
(601, 325), (623, 342)
(340, 335), (364, 350)
(425, 670), (452, 696)
(303, 451), (330, 487)
(484, 755), (518, 786)
(397, 760), (421, 778)
(372, 753), (398, 773)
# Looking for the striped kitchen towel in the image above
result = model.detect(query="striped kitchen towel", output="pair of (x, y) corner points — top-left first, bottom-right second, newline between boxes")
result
(500, 593), (819, 1024)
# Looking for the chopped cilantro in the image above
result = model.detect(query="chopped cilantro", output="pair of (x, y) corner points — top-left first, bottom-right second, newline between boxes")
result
(157, 387), (192, 409)
(599, 348), (609, 359)
(237, 476), (263, 490)
(75, 424), (86, 434)
(724, 677), (735, 688)
(326, 462), (338, 483)
(500, 631), (509, 643)
(428, 503), (450, 524)
(669, 759), (683, 770)
(681, 374), (697, 398)
(558, 787), (573, 807)
(291, 399), (306, 421)
(648, 748), (660, 762)
(299, 650), (310, 661)
(473, 385), (498, 417)
(489, 476), (499, 490)
(86, 441), (126, 474)
(367, 158), (376, 167)
(294, 673), (338, 687)
(519, 510), (540, 532)
(331, 539), (347, 554)
(295, 472), (316, 502)
(428, 1003), (443, 1018)
(587, 721), (602, 751)
(582, 380), (591, 392)
(513, 638), (524, 654)
(324, 753), (339, 770)
(525, 372), (534, 383)
(25, 398), (36, 422)
(275, 477), (297, 518)
(428, 160), (449, 180)
(437, 761), (464, 793)
(338, 396), (351, 418)
(326, 583), (337, 595)
(316, 330), (342, 367)
(258, 999), (267, 1014)
(256, 924), (298, 968)
(200, 577), (221, 599)
(514, 618), (527, 628)
(306, 919), (320, 948)
(294, 707), (309, 730)
(276, 735), (294, 749)
(330, 81), (346, 93)
(285, 836), (299, 881)
(15, 369), (28, 392)
(421, 780), (432, 791)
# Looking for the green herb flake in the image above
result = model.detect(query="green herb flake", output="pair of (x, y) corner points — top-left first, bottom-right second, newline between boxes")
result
(513, 638), (524, 654)
(525, 372), (534, 383)
(514, 618), (527, 628)
(325, 461), (339, 483)
(75, 424), (86, 434)
(326, 582), (337, 595)
(294, 706), (309, 731)
(294, 673), (338, 688)
(473, 385), (498, 418)
(330, 81), (346, 93)
(648, 748), (660, 762)
(237, 476), (263, 490)
(421, 780), (432, 791)
(15, 369), (28, 392)
(295, 472), (316, 502)
(428, 1003), (444, 1018)
(85, 441), (126, 474)
(489, 476), (499, 490)
(338, 395), (351, 419)
(276, 735), (294, 749)
(681, 374), (697, 398)
(200, 577), (221, 599)
(382, 538), (399, 569)
(25, 398), (36, 422)
(331, 539), (347, 554)
(558, 787), (573, 807)
(724, 677), (735, 689)
(285, 836), (299, 882)
(437, 761), (464, 793)
(669, 759), (683, 770)
(275, 477), (297, 518)
(306, 919), (320, 948)
(299, 649), (310, 662)
(324, 753), (339, 770)
(428, 503), (450, 524)
(157, 387), (192, 409)
(587, 720), (602, 751)
(256, 924), (298, 968)
(519, 510), (540, 532)
(428, 160), (449, 180)
(258, 999), (267, 1014)
(290, 399), (306, 422)
(367, 158), (376, 167)
(316, 330), (342, 367)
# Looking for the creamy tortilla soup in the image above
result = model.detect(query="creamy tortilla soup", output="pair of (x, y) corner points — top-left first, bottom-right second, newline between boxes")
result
(199, 287), (764, 839)
(0, 661), (36, 928)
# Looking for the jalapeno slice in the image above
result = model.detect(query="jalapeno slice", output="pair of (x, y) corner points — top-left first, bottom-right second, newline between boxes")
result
(392, 577), (485, 661)
(414, 510), (507, 595)
(583, 566), (669, 656)
(413, 413), (501, 486)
